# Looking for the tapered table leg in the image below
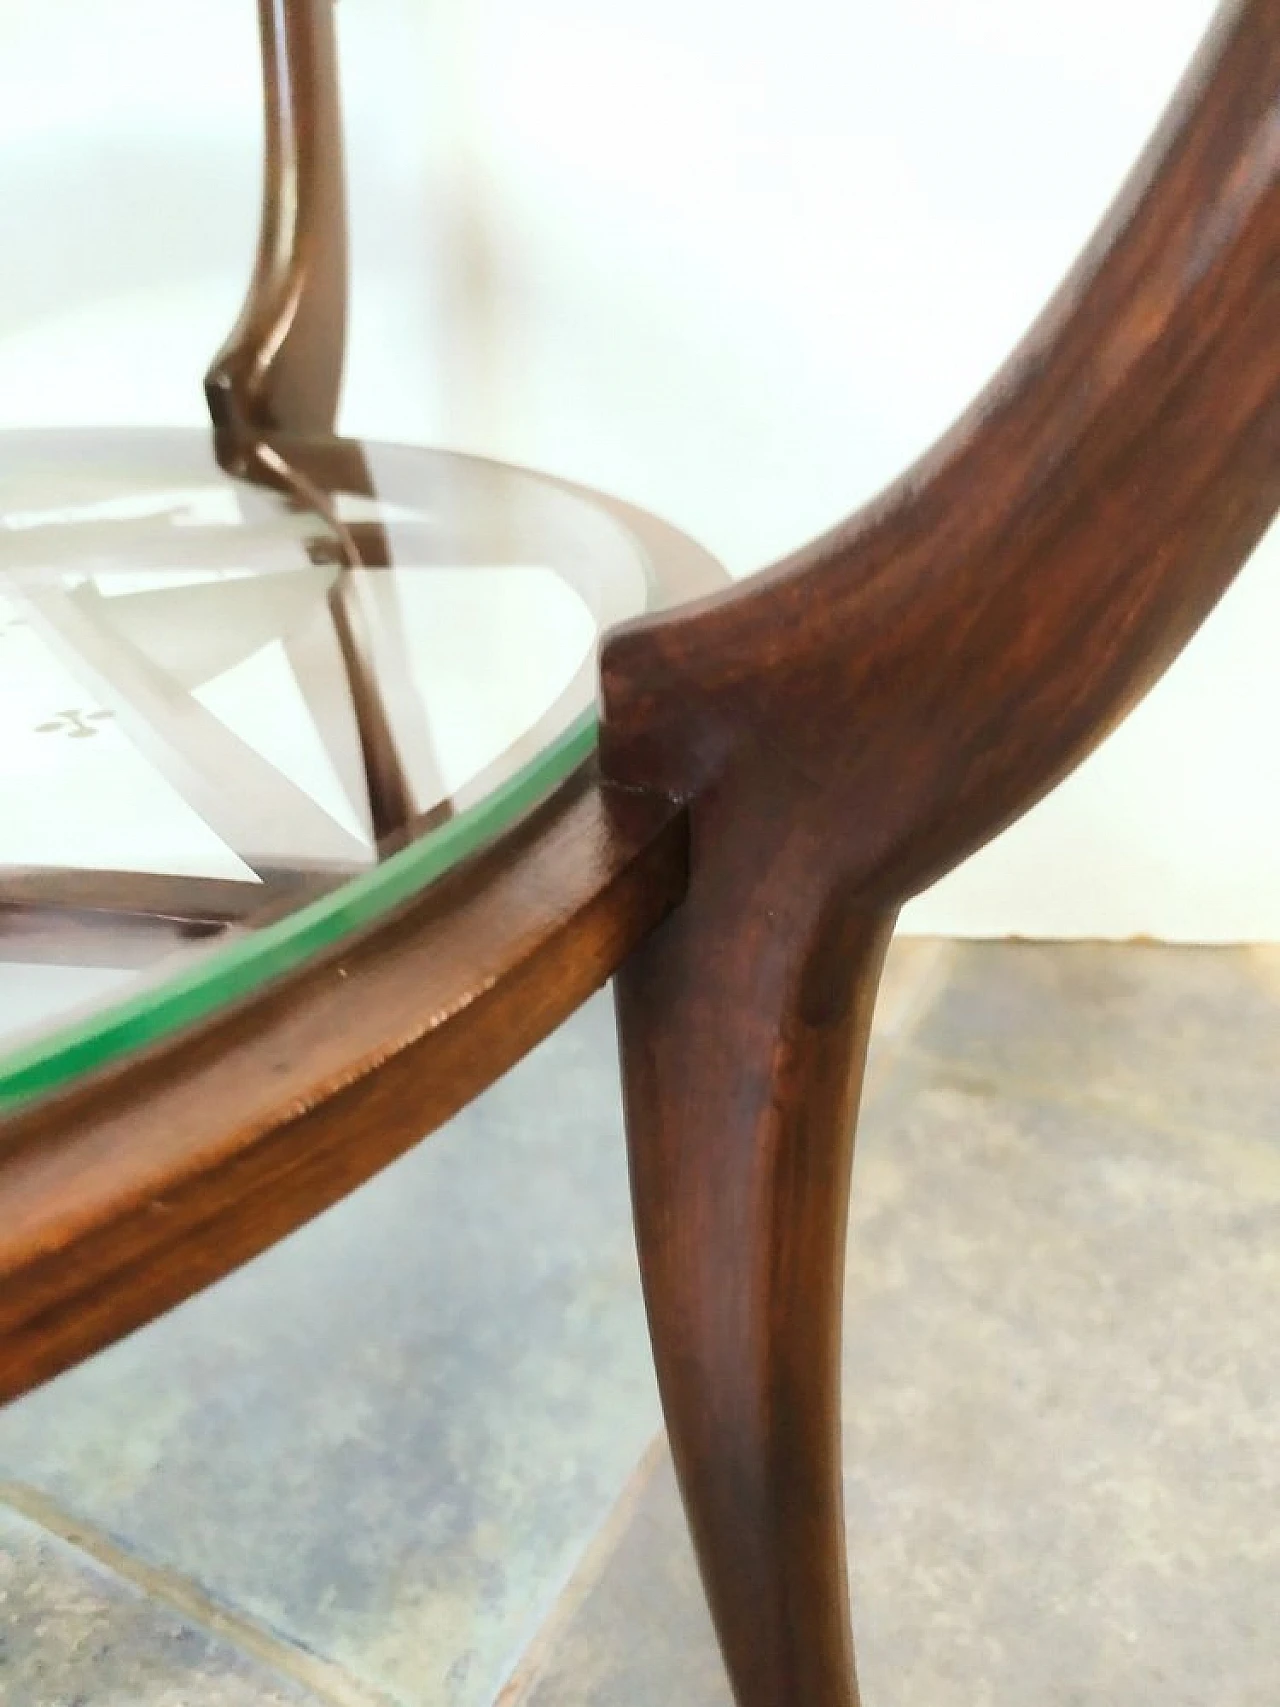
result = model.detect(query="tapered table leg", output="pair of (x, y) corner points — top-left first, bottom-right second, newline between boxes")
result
(616, 778), (894, 1707)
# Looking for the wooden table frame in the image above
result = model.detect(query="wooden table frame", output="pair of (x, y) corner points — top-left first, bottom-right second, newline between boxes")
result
(2, 4), (1278, 1704)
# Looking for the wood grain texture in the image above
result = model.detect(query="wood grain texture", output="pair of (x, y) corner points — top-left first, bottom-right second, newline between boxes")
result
(617, 856), (893, 1707)
(606, 5), (1280, 1704)
(0, 773), (687, 1404)
(603, 0), (1280, 898)
(204, 0), (347, 454)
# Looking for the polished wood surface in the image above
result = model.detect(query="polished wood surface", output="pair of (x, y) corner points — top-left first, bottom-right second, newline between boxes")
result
(603, 0), (1280, 890)
(4, 1), (1279, 1702)
(199, 0), (424, 836)
(0, 772), (686, 1403)
(618, 877), (894, 1707)
(605, 3), (1280, 1703)
(204, 0), (347, 458)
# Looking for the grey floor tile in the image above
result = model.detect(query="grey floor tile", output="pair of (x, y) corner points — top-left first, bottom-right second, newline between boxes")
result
(0, 994), (660, 1707)
(842, 1055), (1280, 1707)
(0, 1506), (320, 1707)
(507, 950), (1280, 1706)
(911, 940), (1280, 1141)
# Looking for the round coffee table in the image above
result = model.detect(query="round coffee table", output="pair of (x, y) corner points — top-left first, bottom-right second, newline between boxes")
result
(5, 3), (1278, 1704)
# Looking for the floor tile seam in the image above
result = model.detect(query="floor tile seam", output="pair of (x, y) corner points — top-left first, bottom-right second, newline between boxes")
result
(491, 1433), (667, 1706)
(0, 1478), (400, 1707)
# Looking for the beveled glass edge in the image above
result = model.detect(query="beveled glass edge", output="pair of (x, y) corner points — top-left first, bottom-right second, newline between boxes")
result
(0, 710), (597, 1115)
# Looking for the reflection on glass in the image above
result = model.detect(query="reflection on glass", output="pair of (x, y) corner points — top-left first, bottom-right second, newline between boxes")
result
(0, 429), (653, 1104)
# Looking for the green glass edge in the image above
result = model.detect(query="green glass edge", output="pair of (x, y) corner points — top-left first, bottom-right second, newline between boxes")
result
(0, 710), (599, 1114)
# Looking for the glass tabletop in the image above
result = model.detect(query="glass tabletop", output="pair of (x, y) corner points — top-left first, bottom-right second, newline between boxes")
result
(0, 429), (656, 1111)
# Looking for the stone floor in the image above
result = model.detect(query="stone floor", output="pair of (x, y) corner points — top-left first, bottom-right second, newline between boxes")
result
(2, 940), (1277, 1706)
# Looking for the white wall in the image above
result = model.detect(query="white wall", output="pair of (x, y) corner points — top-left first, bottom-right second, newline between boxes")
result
(1, 0), (1275, 938)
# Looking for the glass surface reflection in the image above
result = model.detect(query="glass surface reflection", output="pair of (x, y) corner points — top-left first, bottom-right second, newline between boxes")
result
(0, 428), (653, 1105)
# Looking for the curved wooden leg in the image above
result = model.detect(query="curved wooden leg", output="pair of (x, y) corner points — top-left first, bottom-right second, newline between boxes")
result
(615, 779), (895, 1707)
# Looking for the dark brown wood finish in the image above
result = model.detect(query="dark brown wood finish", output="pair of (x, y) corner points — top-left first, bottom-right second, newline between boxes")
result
(204, 0), (346, 457)
(199, 0), (425, 842)
(604, 4), (1280, 1704)
(5, 1), (1280, 1702)
(0, 772), (687, 1403)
